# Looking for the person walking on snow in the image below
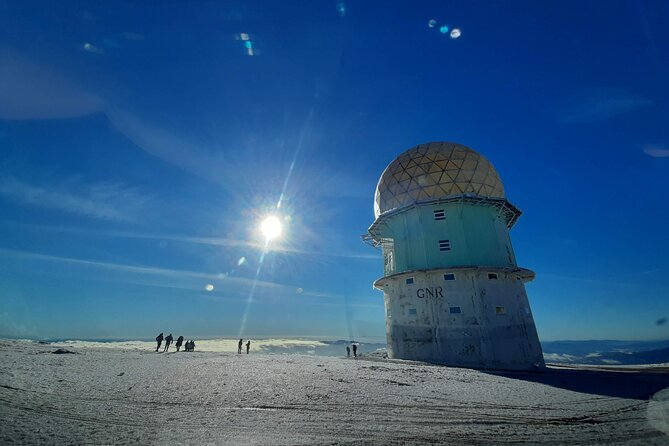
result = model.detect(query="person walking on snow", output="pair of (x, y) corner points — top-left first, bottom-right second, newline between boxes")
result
(238, 339), (243, 354)
(163, 333), (173, 352)
(246, 340), (250, 354)
(175, 335), (184, 352)
(155, 333), (164, 352)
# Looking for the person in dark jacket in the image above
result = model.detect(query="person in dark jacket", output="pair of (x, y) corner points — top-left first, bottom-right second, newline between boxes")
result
(352, 343), (357, 358)
(246, 340), (250, 354)
(163, 333), (173, 352)
(238, 339), (243, 354)
(155, 333), (164, 352)
(176, 335), (184, 352)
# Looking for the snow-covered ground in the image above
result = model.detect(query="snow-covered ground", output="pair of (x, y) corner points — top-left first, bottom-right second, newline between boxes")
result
(1, 339), (668, 445)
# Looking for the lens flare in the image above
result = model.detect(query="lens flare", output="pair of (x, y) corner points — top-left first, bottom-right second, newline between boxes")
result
(82, 42), (103, 54)
(428, 19), (437, 28)
(440, 25), (449, 34)
(450, 28), (461, 39)
(337, 1), (346, 17)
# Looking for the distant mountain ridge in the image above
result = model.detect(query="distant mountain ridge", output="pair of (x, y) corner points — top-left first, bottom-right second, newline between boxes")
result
(8, 337), (669, 365)
(542, 340), (669, 365)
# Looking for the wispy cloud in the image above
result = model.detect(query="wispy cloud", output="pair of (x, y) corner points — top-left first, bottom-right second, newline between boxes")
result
(0, 49), (373, 202)
(106, 108), (376, 200)
(558, 88), (652, 123)
(105, 108), (229, 187)
(642, 144), (669, 158)
(0, 248), (377, 304)
(0, 247), (259, 284)
(0, 177), (152, 222)
(0, 49), (102, 120)
(1, 222), (379, 260)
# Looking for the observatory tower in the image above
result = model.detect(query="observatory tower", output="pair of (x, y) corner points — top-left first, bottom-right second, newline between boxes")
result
(366, 142), (544, 370)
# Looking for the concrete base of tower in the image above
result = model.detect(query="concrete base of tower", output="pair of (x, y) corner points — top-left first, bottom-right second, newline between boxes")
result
(374, 266), (545, 371)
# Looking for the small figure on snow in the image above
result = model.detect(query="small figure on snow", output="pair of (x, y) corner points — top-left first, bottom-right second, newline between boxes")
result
(163, 334), (173, 352)
(155, 333), (164, 352)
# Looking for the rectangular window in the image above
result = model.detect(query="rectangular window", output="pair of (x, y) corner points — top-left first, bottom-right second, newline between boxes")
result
(407, 308), (417, 315)
(433, 209), (446, 220)
(405, 277), (414, 285)
(449, 306), (461, 314)
(487, 273), (498, 280)
(495, 306), (506, 315)
(444, 273), (456, 281)
(438, 240), (451, 251)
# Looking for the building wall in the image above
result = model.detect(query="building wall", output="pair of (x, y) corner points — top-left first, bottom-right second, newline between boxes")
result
(379, 203), (516, 276)
(376, 267), (545, 370)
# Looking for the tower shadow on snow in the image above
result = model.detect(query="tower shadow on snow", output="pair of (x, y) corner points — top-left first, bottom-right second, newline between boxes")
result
(483, 366), (669, 400)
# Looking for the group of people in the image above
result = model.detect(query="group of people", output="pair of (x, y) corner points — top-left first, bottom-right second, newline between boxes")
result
(155, 333), (195, 353)
(238, 338), (251, 354)
(155, 334), (357, 357)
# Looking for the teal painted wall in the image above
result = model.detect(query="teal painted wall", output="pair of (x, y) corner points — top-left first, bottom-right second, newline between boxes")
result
(379, 203), (517, 275)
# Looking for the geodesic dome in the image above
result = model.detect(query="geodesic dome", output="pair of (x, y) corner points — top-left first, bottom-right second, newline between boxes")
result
(374, 142), (505, 218)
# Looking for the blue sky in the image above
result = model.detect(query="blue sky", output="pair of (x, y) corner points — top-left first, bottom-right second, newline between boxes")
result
(0, 0), (667, 341)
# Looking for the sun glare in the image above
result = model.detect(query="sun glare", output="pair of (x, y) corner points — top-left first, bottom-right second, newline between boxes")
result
(260, 215), (283, 241)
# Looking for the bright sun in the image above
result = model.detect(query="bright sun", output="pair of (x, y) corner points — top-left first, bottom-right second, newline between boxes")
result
(260, 215), (283, 241)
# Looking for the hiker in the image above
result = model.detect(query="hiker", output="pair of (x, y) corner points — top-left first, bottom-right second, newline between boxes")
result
(190, 340), (195, 352)
(176, 335), (184, 352)
(352, 343), (357, 358)
(155, 333), (164, 352)
(164, 333), (173, 352)
(246, 340), (250, 354)
(238, 339), (243, 354)
(346, 346), (350, 357)
(184, 340), (191, 352)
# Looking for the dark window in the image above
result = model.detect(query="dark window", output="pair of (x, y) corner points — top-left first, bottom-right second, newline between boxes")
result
(444, 273), (456, 281)
(495, 306), (506, 315)
(449, 306), (461, 314)
(438, 240), (451, 251)
(405, 277), (414, 285)
(408, 308), (417, 315)
(487, 273), (498, 280)
(434, 209), (445, 220)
